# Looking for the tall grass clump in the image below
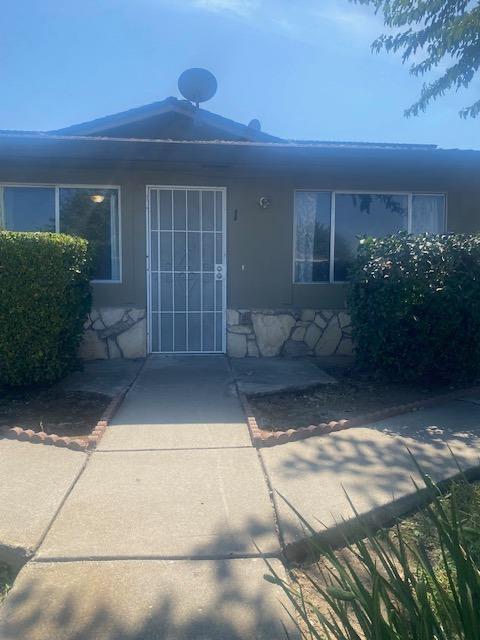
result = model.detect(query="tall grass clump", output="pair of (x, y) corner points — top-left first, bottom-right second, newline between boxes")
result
(266, 470), (480, 639)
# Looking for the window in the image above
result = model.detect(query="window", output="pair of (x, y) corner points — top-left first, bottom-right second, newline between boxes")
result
(411, 194), (445, 234)
(59, 188), (120, 281)
(334, 194), (408, 281)
(0, 187), (55, 232)
(294, 191), (446, 283)
(0, 184), (121, 281)
(294, 191), (331, 283)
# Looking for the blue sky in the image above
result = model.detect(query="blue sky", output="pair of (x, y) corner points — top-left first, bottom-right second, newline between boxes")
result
(1, 0), (478, 148)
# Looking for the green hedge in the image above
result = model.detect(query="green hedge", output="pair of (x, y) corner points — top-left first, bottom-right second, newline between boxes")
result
(348, 233), (480, 384)
(0, 232), (92, 386)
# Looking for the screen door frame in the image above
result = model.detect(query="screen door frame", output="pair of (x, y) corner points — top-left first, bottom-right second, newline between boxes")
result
(146, 185), (227, 354)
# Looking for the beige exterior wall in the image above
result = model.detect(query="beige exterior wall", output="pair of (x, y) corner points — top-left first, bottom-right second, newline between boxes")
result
(1, 155), (479, 356)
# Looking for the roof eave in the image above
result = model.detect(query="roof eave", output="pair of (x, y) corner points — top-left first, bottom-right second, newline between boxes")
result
(0, 133), (478, 169)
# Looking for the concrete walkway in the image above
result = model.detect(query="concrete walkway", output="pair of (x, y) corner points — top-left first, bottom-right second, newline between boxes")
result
(3, 356), (480, 639)
(0, 440), (85, 568)
(1, 357), (295, 640)
(0, 359), (144, 570)
(262, 397), (480, 555)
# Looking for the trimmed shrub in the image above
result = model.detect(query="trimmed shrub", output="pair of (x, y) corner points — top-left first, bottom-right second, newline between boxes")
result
(348, 233), (480, 384)
(0, 232), (92, 386)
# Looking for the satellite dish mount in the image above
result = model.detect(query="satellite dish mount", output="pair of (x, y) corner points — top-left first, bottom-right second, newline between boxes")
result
(178, 68), (218, 109)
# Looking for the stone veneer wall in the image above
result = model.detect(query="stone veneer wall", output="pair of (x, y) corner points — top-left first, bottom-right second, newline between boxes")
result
(80, 307), (147, 360)
(80, 306), (352, 360)
(227, 309), (353, 358)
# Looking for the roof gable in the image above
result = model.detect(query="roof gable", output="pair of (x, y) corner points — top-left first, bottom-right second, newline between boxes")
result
(50, 97), (282, 142)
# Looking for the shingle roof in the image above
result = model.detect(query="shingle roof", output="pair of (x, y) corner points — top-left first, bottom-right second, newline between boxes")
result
(286, 139), (437, 150)
(0, 129), (42, 136)
(48, 96), (282, 143)
(0, 130), (440, 151)
(0, 97), (440, 149)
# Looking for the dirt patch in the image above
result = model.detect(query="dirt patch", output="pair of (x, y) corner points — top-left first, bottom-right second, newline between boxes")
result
(0, 387), (111, 441)
(248, 365), (460, 432)
(290, 547), (367, 634)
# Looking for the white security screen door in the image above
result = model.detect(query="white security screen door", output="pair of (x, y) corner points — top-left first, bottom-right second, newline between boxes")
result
(147, 186), (226, 353)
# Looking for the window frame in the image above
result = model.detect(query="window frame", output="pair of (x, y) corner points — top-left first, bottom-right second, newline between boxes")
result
(293, 189), (448, 284)
(0, 182), (122, 283)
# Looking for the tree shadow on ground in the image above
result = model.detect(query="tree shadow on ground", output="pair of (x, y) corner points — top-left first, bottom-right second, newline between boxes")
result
(0, 518), (297, 640)
(265, 406), (480, 553)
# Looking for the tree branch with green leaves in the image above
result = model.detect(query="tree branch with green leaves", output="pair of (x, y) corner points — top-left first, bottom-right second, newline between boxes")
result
(352, 0), (480, 118)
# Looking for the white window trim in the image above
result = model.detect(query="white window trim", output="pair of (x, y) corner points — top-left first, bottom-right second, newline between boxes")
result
(0, 182), (122, 283)
(293, 189), (448, 285)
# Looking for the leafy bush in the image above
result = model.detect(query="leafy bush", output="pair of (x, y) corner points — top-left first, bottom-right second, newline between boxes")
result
(266, 472), (480, 639)
(0, 232), (92, 386)
(347, 233), (480, 384)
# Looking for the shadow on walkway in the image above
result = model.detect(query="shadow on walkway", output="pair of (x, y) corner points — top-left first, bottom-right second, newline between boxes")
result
(2, 521), (295, 640)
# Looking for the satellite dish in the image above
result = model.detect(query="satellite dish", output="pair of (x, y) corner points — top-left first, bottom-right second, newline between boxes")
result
(248, 118), (262, 131)
(178, 68), (217, 108)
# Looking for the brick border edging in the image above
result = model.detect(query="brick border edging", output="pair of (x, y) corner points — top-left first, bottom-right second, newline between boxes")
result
(2, 382), (131, 453)
(239, 384), (480, 448)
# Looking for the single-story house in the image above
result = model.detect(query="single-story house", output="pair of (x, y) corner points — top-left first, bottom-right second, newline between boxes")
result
(0, 95), (479, 359)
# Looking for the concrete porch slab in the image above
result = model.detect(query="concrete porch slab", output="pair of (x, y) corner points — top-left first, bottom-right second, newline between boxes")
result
(0, 558), (297, 640)
(230, 357), (336, 396)
(262, 426), (480, 548)
(111, 396), (247, 427)
(99, 354), (251, 449)
(99, 422), (251, 450)
(0, 439), (85, 566)
(37, 448), (279, 559)
(58, 359), (144, 397)
(108, 355), (246, 424)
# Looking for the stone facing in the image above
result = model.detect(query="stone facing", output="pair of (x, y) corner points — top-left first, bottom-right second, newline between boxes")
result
(80, 307), (147, 360)
(227, 309), (353, 358)
(80, 306), (351, 360)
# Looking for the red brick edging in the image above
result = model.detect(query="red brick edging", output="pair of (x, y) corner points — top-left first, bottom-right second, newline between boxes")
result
(240, 384), (480, 448)
(2, 386), (129, 452)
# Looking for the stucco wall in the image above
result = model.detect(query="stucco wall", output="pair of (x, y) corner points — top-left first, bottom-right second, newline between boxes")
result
(0, 154), (479, 357)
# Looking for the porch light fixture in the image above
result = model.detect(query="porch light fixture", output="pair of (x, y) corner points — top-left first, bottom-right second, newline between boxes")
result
(258, 196), (271, 209)
(90, 194), (105, 204)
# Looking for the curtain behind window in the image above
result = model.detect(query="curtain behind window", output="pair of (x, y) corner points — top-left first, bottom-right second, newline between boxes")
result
(412, 195), (445, 234)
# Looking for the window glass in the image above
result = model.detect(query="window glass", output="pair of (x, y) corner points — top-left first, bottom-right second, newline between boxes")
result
(412, 194), (445, 234)
(334, 194), (408, 281)
(294, 190), (445, 284)
(0, 186), (55, 232)
(59, 188), (120, 281)
(294, 191), (331, 282)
